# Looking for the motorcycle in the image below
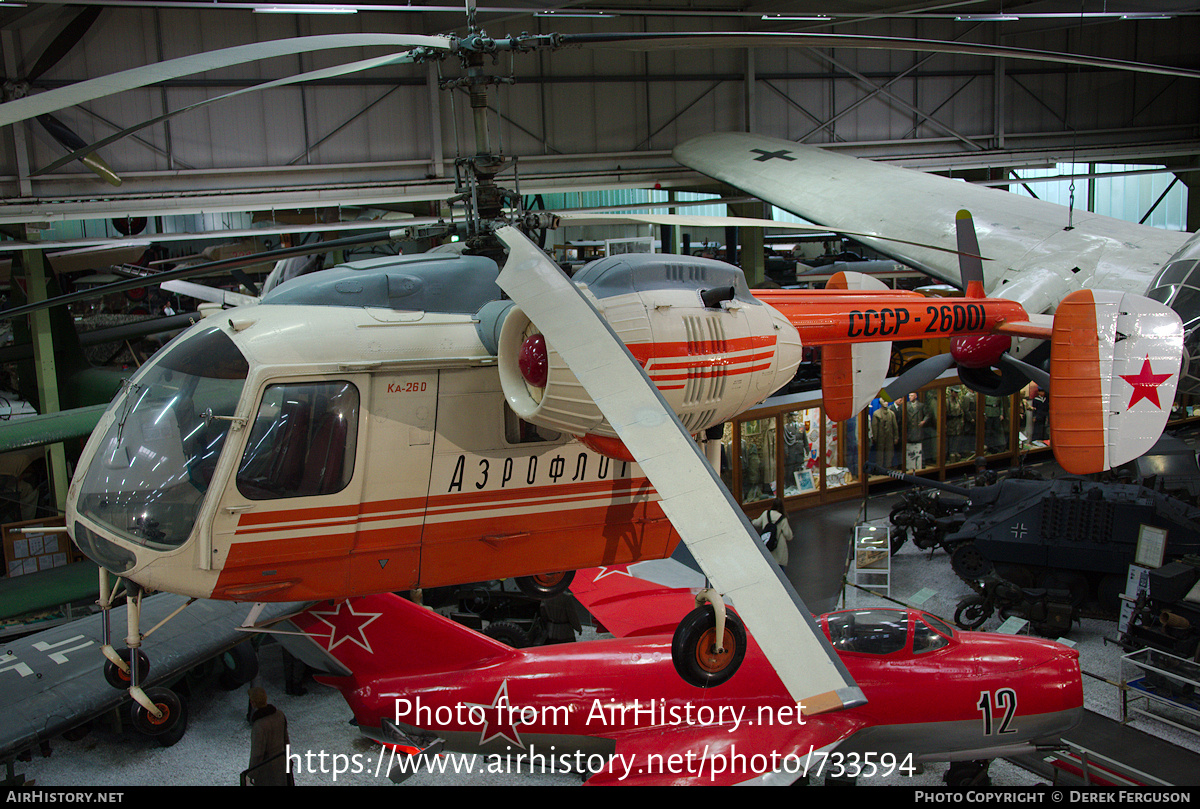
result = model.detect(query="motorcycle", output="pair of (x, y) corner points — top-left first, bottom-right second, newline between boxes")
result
(953, 573), (1080, 637)
(887, 487), (968, 555)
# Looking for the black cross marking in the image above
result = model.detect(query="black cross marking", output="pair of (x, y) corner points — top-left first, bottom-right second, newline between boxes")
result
(751, 148), (795, 162)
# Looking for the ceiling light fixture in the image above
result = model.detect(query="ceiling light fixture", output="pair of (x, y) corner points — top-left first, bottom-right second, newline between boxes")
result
(533, 10), (616, 17)
(253, 5), (358, 14)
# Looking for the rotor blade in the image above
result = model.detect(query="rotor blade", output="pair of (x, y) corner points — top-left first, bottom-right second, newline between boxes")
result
(493, 224), (864, 714)
(0, 227), (405, 321)
(558, 31), (1200, 81)
(25, 5), (103, 81)
(553, 211), (986, 261)
(954, 210), (985, 297)
(0, 33), (451, 127)
(36, 112), (121, 186)
(34, 50), (424, 177)
(882, 353), (956, 400)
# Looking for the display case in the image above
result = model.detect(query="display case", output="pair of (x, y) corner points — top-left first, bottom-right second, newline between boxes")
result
(1121, 647), (1200, 734)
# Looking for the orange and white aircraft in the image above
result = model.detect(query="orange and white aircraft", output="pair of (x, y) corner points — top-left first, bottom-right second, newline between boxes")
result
(62, 218), (1180, 735)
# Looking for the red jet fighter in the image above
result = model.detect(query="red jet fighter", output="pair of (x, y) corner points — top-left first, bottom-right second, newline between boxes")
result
(278, 565), (1083, 786)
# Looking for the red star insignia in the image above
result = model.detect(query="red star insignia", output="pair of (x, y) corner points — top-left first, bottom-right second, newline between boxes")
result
(1120, 355), (1173, 410)
(592, 564), (634, 581)
(464, 680), (530, 748)
(308, 600), (382, 654)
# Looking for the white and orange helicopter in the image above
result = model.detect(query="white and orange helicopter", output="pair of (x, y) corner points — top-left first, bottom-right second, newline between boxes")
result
(51, 207), (1179, 738)
(0, 7), (1188, 743)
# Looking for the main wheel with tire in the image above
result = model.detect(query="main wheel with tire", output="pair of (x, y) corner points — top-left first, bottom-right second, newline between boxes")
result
(671, 606), (747, 689)
(515, 570), (575, 599)
(131, 687), (187, 747)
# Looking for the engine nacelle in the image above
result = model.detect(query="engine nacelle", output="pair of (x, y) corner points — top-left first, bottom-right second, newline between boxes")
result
(495, 254), (802, 458)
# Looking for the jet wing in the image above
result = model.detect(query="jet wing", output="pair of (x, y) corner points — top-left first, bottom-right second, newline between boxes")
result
(673, 132), (1190, 311)
(494, 226), (863, 716)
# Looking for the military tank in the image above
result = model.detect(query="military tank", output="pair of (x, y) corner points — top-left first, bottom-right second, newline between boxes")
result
(943, 476), (1200, 611)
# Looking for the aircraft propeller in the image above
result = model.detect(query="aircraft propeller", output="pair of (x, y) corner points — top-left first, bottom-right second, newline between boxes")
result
(2, 5), (122, 186)
(882, 211), (1052, 400)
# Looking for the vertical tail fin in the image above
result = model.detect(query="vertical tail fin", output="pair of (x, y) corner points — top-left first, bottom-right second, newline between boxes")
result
(1049, 289), (1182, 473)
(820, 270), (891, 421)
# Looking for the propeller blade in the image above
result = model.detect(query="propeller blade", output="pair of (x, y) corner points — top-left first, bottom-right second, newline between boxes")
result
(558, 31), (1200, 81)
(554, 211), (987, 261)
(33, 50), (425, 177)
(25, 6), (102, 82)
(883, 353), (956, 400)
(36, 112), (121, 186)
(954, 210), (985, 298)
(493, 224), (864, 714)
(998, 353), (1050, 391)
(0, 33), (451, 128)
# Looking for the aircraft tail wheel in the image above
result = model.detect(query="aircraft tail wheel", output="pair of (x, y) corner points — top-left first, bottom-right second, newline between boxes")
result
(671, 605), (747, 688)
(515, 570), (575, 599)
(131, 687), (187, 746)
(103, 647), (150, 690)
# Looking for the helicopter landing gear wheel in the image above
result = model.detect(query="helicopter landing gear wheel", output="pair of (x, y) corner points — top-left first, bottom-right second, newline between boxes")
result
(671, 605), (747, 689)
(131, 687), (187, 746)
(515, 570), (575, 599)
(103, 647), (149, 690)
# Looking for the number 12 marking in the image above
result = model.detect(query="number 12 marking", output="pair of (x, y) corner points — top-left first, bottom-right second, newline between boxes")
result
(977, 688), (1018, 735)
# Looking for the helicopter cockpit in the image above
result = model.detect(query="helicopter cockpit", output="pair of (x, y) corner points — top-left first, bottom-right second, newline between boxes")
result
(73, 326), (249, 566)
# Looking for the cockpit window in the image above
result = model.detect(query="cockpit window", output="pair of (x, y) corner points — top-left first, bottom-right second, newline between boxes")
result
(74, 327), (249, 549)
(825, 609), (908, 655)
(236, 381), (359, 500)
(913, 614), (953, 654)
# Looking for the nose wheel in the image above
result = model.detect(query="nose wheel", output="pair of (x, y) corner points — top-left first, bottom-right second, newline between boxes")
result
(671, 589), (746, 688)
(95, 570), (189, 745)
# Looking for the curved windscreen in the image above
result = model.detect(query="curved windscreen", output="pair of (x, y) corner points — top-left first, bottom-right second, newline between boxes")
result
(75, 327), (249, 549)
(1147, 247), (1200, 394)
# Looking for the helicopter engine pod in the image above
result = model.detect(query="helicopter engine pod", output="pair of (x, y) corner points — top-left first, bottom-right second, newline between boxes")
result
(495, 254), (803, 460)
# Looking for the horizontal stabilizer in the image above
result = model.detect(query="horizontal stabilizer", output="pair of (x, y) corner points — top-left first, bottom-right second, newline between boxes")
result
(1049, 290), (1182, 474)
(821, 271), (891, 421)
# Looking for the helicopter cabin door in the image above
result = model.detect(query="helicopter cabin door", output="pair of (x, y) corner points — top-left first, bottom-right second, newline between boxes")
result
(209, 375), (370, 601)
(345, 369), (437, 595)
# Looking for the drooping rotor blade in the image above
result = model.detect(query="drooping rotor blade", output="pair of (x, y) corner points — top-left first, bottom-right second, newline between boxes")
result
(0, 33), (451, 128)
(558, 31), (1200, 81)
(34, 50), (426, 177)
(493, 224), (864, 714)
(553, 211), (986, 261)
(883, 353), (956, 401)
(0, 227), (406, 321)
